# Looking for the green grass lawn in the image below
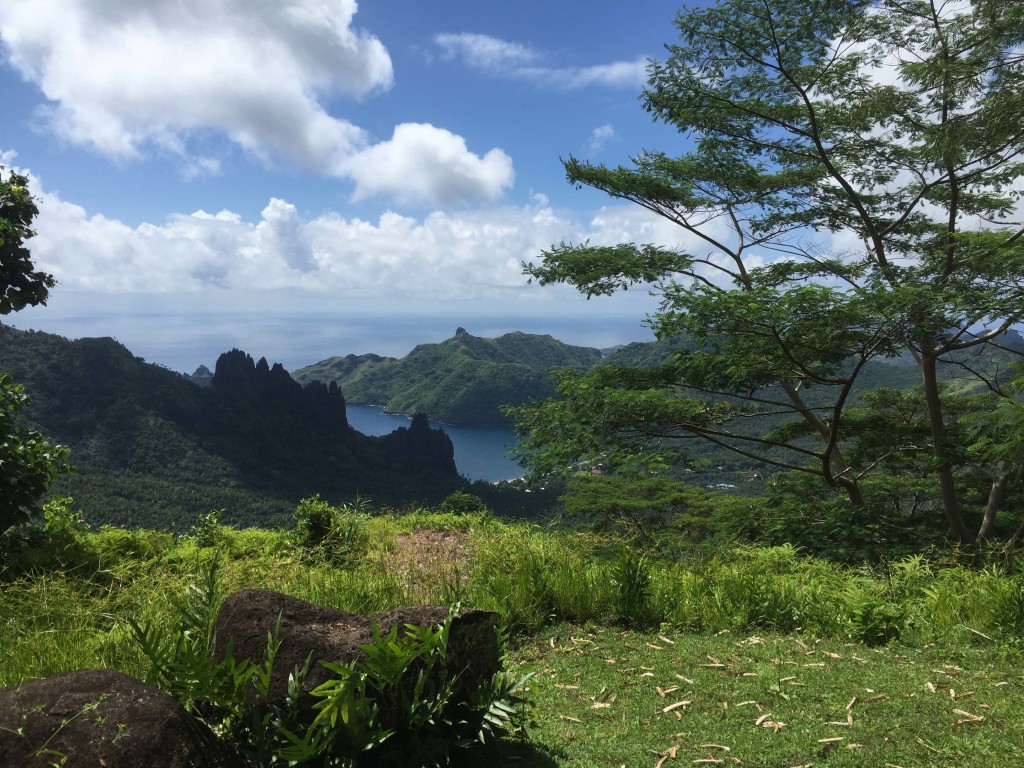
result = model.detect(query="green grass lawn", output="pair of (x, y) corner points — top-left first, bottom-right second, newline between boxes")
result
(501, 626), (1024, 768)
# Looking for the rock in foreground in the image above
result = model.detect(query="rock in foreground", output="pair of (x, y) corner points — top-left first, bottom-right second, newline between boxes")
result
(0, 668), (242, 768)
(211, 589), (501, 705)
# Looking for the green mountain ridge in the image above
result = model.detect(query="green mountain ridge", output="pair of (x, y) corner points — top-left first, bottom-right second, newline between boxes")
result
(293, 326), (1024, 431)
(294, 327), (604, 426)
(0, 324), (464, 530)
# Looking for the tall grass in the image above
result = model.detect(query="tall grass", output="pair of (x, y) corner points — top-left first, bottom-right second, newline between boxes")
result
(3, 513), (1024, 689)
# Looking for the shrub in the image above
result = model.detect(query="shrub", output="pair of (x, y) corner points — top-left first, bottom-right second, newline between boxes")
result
(436, 490), (491, 517)
(90, 526), (174, 565)
(736, 472), (950, 563)
(0, 374), (71, 534)
(292, 620), (531, 767)
(293, 495), (369, 564)
(844, 585), (905, 645)
(183, 508), (224, 548)
(130, 561), (532, 767)
(559, 475), (695, 543)
(610, 548), (653, 628)
(0, 496), (91, 572)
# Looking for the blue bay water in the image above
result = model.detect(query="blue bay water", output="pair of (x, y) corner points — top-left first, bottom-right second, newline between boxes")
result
(345, 404), (522, 483)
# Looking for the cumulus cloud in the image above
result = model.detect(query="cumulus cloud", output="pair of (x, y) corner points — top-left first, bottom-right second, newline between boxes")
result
(345, 124), (514, 206)
(0, 1), (513, 206)
(256, 199), (316, 272)
(0, 0), (389, 164)
(17, 164), (715, 301)
(433, 32), (648, 89)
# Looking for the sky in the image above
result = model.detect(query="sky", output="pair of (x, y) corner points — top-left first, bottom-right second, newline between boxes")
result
(0, 0), (716, 373)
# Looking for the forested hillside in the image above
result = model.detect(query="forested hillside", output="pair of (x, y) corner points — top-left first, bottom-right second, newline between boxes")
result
(296, 325), (1021, 437)
(0, 324), (464, 530)
(522, 330), (1024, 493)
(294, 327), (603, 426)
(3, 317), (1019, 530)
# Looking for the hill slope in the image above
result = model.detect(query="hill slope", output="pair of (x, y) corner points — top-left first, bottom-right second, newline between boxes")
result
(294, 327), (603, 426)
(0, 324), (462, 530)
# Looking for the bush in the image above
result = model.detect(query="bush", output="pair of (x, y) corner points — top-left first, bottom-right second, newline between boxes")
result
(0, 497), (94, 573)
(183, 508), (224, 548)
(845, 586), (905, 646)
(293, 495), (369, 563)
(130, 561), (532, 767)
(0, 370), (70, 535)
(436, 490), (491, 517)
(610, 548), (653, 628)
(722, 472), (949, 563)
(90, 526), (174, 565)
(559, 475), (695, 543)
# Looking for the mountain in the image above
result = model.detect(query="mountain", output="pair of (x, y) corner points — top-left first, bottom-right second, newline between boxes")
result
(600, 335), (681, 369)
(0, 324), (463, 531)
(186, 364), (213, 386)
(293, 328), (604, 426)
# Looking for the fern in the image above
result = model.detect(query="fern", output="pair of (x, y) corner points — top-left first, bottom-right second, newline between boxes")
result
(130, 565), (532, 767)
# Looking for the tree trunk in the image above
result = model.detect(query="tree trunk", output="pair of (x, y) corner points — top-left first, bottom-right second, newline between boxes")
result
(975, 472), (1008, 543)
(780, 382), (865, 507)
(1002, 517), (1024, 553)
(919, 352), (973, 543)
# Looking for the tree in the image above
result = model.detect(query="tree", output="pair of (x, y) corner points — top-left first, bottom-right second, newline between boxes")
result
(1, 168), (54, 314)
(558, 474), (700, 544)
(516, 0), (1024, 544)
(959, 364), (1024, 546)
(0, 374), (70, 532)
(0, 166), (67, 533)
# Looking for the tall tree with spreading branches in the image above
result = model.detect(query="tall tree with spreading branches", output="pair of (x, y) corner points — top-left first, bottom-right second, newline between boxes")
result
(516, 0), (1024, 544)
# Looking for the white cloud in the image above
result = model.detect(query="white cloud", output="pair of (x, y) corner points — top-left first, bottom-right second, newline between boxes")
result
(433, 32), (648, 89)
(586, 124), (616, 153)
(0, 0), (390, 165)
(520, 60), (648, 89)
(19, 165), (713, 301)
(182, 156), (222, 180)
(0, 1), (514, 206)
(345, 123), (514, 206)
(256, 199), (316, 272)
(434, 33), (539, 72)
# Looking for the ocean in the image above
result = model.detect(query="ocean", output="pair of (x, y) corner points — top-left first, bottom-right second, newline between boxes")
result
(6, 307), (654, 375)
(345, 405), (521, 483)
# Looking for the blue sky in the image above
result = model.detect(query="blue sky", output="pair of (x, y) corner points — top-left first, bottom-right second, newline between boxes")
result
(0, 0), (712, 371)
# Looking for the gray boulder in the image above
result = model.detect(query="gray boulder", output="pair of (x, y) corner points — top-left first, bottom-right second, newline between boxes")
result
(0, 668), (242, 767)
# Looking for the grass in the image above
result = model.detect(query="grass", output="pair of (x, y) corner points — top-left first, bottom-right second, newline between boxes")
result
(504, 625), (1024, 768)
(3, 509), (1024, 765)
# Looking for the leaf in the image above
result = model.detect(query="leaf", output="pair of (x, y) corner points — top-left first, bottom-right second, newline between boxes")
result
(663, 701), (692, 714)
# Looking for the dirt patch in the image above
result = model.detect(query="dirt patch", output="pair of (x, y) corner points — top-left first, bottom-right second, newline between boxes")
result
(390, 529), (473, 602)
